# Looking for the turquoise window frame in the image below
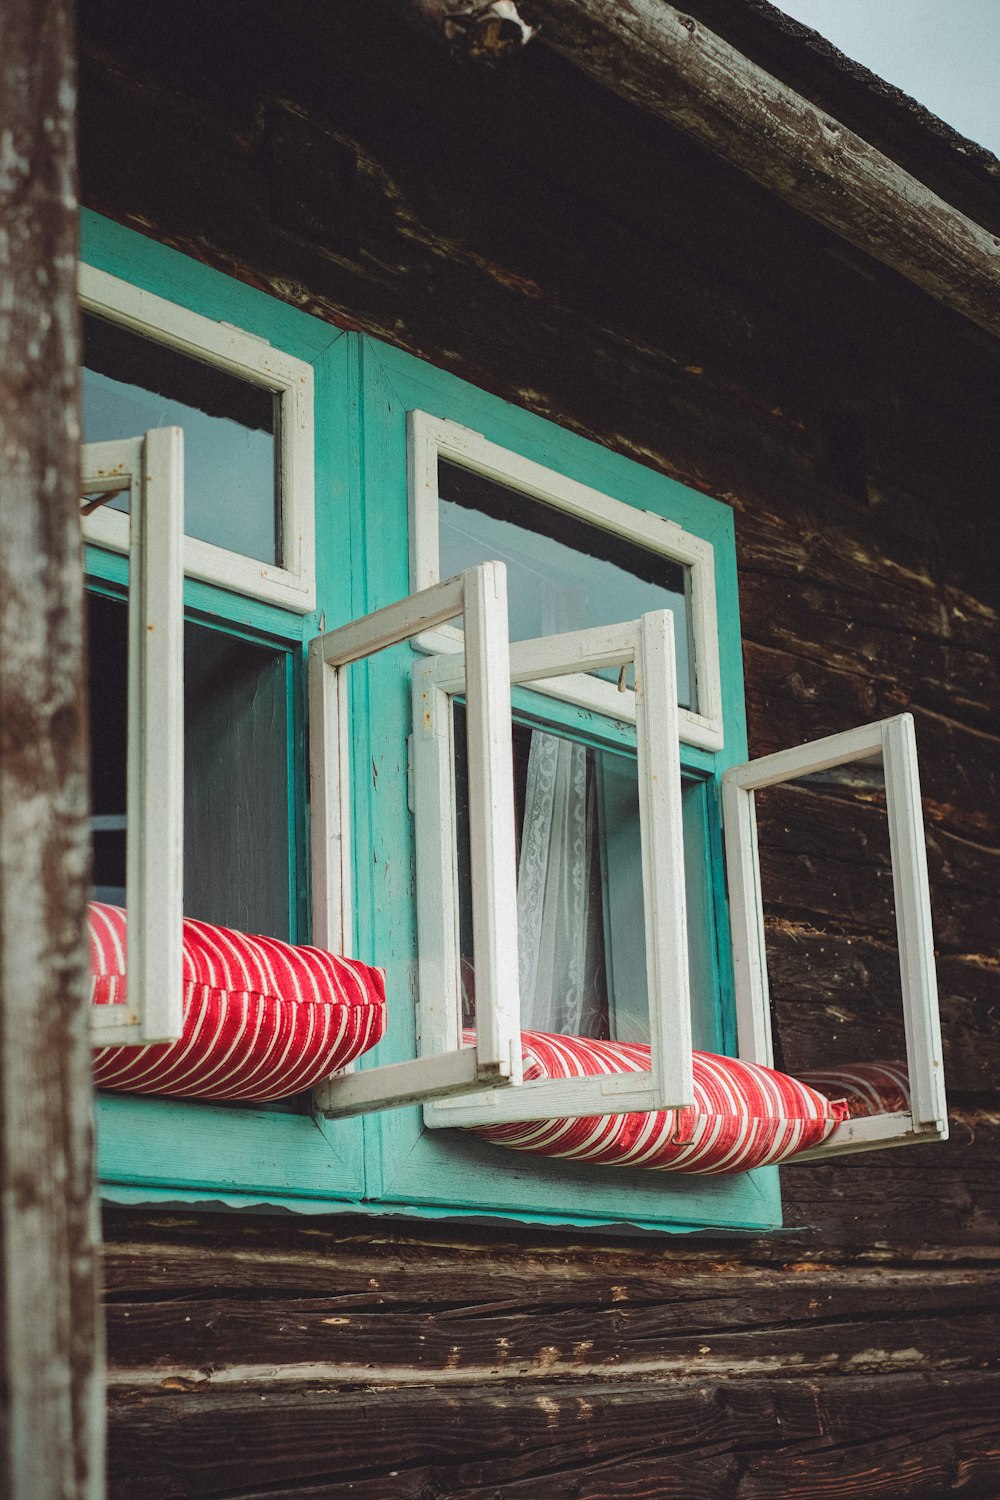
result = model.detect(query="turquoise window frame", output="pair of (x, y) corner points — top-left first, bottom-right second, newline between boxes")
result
(86, 211), (783, 1232)
(345, 337), (781, 1232)
(84, 211), (369, 1205)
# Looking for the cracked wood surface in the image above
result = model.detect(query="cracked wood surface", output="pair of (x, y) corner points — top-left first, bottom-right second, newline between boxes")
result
(104, 1377), (1000, 1499)
(73, 2), (1000, 1494)
(102, 1211), (1000, 1496)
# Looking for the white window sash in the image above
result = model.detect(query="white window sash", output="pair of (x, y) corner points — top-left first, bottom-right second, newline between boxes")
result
(421, 609), (694, 1129)
(408, 410), (723, 753)
(311, 564), (524, 1117)
(85, 429), (185, 1046)
(722, 715), (948, 1159)
(79, 264), (315, 612)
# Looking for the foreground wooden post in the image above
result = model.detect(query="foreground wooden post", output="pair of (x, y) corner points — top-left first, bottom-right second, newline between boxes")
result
(0, 1), (105, 1496)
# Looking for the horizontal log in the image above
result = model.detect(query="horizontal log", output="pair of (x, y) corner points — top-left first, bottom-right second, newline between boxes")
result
(519, 0), (1000, 342)
(736, 506), (1000, 747)
(755, 784), (896, 932)
(750, 783), (1000, 957)
(104, 1296), (1000, 1390)
(102, 1152), (1000, 1315)
(105, 1370), (1000, 1498)
(103, 1256), (1000, 1342)
(740, 576), (1000, 739)
(738, 519), (1000, 657)
(781, 1110), (1000, 1248)
(744, 645), (1000, 848)
(101, 1203), (1000, 1342)
(765, 925), (1000, 1094)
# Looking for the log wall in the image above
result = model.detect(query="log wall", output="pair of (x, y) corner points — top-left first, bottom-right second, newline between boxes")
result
(81, 1), (1000, 1492)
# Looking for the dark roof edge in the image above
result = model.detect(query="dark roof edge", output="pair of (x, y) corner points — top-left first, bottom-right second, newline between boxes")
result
(665, 0), (1000, 235)
(515, 0), (1000, 341)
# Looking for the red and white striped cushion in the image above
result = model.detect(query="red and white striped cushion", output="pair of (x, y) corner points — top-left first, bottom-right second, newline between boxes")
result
(466, 1031), (849, 1175)
(90, 902), (386, 1102)
(796, 1061), (910, 1119)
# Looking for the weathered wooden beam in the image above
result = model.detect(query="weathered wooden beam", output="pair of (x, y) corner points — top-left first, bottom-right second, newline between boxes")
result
(103, 1371), (1000, 1498)
(516, 0), (1000, 341)
(103, 1272), (1000, 1378)
(0, 1), (105, 1497)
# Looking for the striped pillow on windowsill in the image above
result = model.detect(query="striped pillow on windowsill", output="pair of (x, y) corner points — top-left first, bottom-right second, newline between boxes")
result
(89, 902), (386, 1103)
(462, 1030), (851, 1175)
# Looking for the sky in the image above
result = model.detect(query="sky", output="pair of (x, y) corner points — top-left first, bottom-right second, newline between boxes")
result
(770, 0), (1000, 157)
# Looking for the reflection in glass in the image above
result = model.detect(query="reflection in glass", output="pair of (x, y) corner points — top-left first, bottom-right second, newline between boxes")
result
(438, 459), (695, 709)
(82, 312), (280, 565)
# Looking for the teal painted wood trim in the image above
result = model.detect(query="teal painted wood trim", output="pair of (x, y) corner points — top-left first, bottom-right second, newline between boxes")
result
(349, 337), (779, 1234)
(80, 210), (342, 362)
(82, 218), (778, 1233)
(84, 545), (311, 643)
(84, 218), (370, 1203)
(95, 1093), (366, 1201)
(705, 777), (739, 1058)
(101, 1175), (780, 1235)
(377, 1133), (782, 1233)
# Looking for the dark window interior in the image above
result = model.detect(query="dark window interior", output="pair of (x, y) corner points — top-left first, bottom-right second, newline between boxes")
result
(87, 591), (292, 940)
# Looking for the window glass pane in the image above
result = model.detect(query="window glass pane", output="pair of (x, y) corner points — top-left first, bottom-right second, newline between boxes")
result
(82, 312), (280, 566)
(453, 709), (715, 1048)
(86, 591), (291, 940)
(438, 459), (694, 709)
(88, 592), (129, 908)
(183, 623), (291, 941)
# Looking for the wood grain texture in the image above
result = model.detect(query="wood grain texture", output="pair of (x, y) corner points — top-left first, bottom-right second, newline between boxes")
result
(105, 1372), (1000, 1499)
(0, 2), (104, 1497)
(103, 1282), (1000, 1383)
(518, 0), (1000, 341)
(75, 0), (1000, 618)
(74, 3), (1000, 1495)
(101, 1208), (1000, 1497)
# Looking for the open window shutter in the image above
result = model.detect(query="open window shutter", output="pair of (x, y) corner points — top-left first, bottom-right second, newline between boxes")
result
(84, 428), (185, 1045)
(420, 608), (695, 1129)
(311, 563), (525, 1116)
(722, 714), (948, 1159)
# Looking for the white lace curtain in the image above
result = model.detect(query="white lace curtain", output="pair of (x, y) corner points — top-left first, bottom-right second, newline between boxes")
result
(517, 732), (606, 1036)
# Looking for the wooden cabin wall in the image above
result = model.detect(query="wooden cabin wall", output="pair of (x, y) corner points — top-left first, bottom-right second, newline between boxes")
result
(80, 2), (1000, 1494)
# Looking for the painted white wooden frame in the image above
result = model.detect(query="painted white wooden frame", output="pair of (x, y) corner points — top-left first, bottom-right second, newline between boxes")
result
(422, 608), (694, 1129)
(79, 264), (315, 612)
(84, 430), (185, 1046)
(722, 715), (948, 1159)
(311, 564), (525, 1117)
(408, 410), (723, 752)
